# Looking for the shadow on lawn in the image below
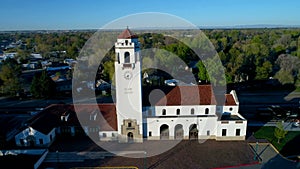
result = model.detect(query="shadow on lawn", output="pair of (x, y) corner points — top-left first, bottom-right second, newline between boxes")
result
(262, 154), (300, 169)
(280, 134), (300, 158)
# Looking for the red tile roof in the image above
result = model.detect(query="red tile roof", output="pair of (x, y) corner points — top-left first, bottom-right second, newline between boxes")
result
(28, 104), (117, 134)
(117, 28), (138, 39)
(73, 104), (117, 131)
(156, 85), (217, 106)
(225, 94), (237, 106)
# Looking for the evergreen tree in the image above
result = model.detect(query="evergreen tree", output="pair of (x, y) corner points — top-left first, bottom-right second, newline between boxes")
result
(30, 70), (56, 98)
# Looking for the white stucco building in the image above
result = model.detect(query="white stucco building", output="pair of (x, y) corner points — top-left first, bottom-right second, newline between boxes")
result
(101, 28), (247, 142)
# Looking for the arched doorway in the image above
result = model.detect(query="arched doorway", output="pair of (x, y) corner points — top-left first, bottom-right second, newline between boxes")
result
(127, 132), (133, 143)
(174, 124), (184, 140)
(160, 124), (169, 140)
(189, 124), (198, 140)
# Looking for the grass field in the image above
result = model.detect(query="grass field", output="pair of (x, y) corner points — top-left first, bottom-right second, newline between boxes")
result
(254, 126), (300, 155)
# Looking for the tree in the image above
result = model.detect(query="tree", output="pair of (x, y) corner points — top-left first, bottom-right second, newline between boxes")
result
(102, 61), (115, 83)
(30, 70), (56, 98)
(274, 69), (294, 85)
(196, 60), (209, 84)
(274, 122), (288, 144)
(274, 54), (300, 84)
(255, 61), (273, 79)
(0, 58), (22, 96)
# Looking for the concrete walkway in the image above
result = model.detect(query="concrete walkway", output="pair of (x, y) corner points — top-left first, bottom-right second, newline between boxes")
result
(249, 143), (279, 163)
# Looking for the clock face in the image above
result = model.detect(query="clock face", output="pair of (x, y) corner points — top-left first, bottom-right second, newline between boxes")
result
(124, 71), (133, 80)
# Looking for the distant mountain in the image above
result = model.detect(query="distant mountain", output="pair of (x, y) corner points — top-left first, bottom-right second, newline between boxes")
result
(198, 24), (300, 29)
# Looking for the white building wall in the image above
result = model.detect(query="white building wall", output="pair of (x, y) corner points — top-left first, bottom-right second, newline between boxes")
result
(222, 105), (239, 115)
(99, 131), (118, 141)
(198, 117), (218, 137)
(154, 105), (216, 116)
(15, 127), (55, 147)
(146, 115), (218, 139)
(216, 120), (247, 140)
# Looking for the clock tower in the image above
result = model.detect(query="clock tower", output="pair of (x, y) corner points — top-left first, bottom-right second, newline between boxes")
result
(114, 28), (143, 142)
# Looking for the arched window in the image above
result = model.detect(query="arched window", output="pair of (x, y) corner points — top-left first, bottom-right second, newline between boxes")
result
(176, 109), (180, 115)
(124, 52), (130, 63)
(125, 40), (128, 45)
(162, 109), (166, 115)
(191, 108), (195, 115)
(205, 108), (209, 115)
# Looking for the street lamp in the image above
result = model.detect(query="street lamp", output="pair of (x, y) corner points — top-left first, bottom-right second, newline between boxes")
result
(253, 141), (258, 161)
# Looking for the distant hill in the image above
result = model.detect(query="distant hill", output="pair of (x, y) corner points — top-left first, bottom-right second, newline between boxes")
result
(198, 24), (300, 29)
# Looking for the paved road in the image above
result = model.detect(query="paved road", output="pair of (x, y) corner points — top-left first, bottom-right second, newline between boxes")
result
(248, 121), (300, 131)
(0, 95), (112, 111)
(44, 151), (114, 162)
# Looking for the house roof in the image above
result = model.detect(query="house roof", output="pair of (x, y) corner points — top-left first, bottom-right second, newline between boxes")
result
(225, 94), (237, 106)
(117, 28), (138, 39)
(29, 104), (72, 134)
(27, 103), (117, 134)
(155, 85), (217, 106)
(73, 104), (117, 131)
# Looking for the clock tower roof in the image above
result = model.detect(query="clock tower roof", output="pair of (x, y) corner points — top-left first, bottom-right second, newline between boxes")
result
(117, 27), (138, 39)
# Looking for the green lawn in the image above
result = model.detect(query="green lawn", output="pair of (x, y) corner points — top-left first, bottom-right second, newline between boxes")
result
(254, 126), (300, 152)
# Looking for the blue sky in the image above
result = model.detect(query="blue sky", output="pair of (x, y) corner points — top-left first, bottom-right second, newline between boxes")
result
(0, 0), (299, 30)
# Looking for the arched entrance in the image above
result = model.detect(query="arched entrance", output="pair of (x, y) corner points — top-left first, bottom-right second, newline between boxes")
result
(127, 132), (133, 143)
(174, 124), (184, 140)
(160, 124), (169, 140)
(189, 124), (198, 140)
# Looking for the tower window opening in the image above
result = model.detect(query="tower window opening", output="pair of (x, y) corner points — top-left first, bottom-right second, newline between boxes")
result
(176, 109), (180, 115)
(205, 108), (209, 115)
(162, 109), (166, 115)
(191, 108), (195, 115)
(124, 52), (130, 63)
